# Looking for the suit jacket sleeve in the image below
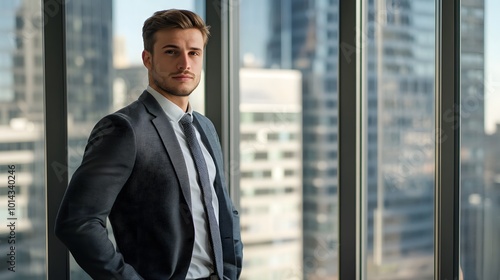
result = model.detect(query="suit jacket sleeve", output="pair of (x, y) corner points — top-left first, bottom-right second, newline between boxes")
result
(55, 114), (142, 280)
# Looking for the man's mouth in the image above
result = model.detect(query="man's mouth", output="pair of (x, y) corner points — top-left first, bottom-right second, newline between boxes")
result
(172, 74), (194, 81)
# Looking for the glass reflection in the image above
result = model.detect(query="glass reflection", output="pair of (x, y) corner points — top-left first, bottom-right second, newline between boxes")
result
(460, 0), (499, 279)
(364, 0), (435, 279)
(240, 0), (339, 279)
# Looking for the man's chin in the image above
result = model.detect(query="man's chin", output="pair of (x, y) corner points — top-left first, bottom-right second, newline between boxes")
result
(173, 86), (195, 96)
(169, 89), (194, 97)
(157, 86), (195, 97)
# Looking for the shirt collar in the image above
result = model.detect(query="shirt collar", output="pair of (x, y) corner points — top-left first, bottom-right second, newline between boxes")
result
(147, 85), (193, 122)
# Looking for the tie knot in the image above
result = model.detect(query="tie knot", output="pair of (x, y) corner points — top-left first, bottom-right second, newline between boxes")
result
(179, 113), (192, 126)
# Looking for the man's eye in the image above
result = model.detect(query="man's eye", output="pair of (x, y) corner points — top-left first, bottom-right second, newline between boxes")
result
(165, 50), (176, 55)
(190, 51), (200, 56)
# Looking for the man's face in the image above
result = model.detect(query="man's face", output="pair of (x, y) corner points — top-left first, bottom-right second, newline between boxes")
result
(142, 28), (204, 100)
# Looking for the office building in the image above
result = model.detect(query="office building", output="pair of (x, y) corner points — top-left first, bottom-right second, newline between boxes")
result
(267, 1), (341, 278)
(65, 1), (113, 278)
(66, 0), (113, 125)
(484, 123), (500, 279)
(266, 0), (487, 279)
(459, 0), (487, 279)
(0, 0), (113, 279)
(113, 65), (148, 110)
(239, 68), (303, 280)
(0, 1), (45, 279)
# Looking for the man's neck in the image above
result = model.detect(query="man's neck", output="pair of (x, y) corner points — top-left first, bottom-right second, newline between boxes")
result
(149, 84), (189, 112)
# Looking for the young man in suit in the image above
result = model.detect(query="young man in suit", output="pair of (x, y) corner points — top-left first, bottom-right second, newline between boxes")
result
(55, 9), (243, 280)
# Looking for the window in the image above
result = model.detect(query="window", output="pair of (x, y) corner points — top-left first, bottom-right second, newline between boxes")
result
(460, 0), (499, 278)
(6, 0), (488, 278)
(0, 0), (46, 278)
(362, 0), (436, 278)
(240, 0), (338, 278)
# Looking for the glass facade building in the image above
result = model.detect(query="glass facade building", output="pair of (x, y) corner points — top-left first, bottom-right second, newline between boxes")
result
(264, 0), (491, 279)
(0, 1), (45, 279)
(239, 68), (303, 279)
(267, 1), (341, 278)
(460, 1), (487, 279)
(365, 0), (436, 278)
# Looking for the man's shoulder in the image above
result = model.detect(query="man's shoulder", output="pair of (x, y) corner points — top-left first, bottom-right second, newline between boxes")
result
(193, 111), (216, 129)
(195, 111), (219, 123)
(115, 100), (144, 116)
(193, 112), (221, 142)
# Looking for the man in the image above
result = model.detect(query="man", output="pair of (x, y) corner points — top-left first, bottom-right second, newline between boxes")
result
(55, 9), (243, 280)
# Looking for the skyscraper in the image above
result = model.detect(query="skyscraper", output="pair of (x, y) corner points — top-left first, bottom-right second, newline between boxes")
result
(268, 1), (341, 278)
(66, 0), (113, 124)
(0, 0), (113, 278)
(66, 1), (113, 278)
(0, 1), (46, 279)
(366, 0), (435, 278)
(460, 0), (486, 279)
(266, 0), (487, 279)
(239, 68), (303, 280)
(484, 124), (500, 279)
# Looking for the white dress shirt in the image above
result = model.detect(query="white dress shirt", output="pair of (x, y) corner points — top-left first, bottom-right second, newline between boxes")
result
(147, 86), (220, 279)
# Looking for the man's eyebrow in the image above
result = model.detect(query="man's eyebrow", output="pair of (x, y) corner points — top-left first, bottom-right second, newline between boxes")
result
(161, 44), (180, 49)
(161, 45), (202, 51)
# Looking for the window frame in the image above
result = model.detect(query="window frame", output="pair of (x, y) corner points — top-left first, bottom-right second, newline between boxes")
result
(44, 0), (69, 278)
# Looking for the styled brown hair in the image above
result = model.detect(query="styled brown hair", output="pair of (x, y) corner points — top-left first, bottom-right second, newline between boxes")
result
(142, 9), (210, 53)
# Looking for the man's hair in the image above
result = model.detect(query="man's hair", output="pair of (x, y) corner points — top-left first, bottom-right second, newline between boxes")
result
(142, 9), (210, 53)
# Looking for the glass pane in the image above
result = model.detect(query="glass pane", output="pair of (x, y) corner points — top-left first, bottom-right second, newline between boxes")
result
(65, 1), (113, 277)
(66, 1), (204, 278)
(460, 0), (497, 279)
(362, 0), (436, 279)
(239, 0), (339, 279)
(0, 0), (46, 279)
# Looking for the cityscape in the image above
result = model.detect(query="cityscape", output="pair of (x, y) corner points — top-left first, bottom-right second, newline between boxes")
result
(0, 0), (498, 279)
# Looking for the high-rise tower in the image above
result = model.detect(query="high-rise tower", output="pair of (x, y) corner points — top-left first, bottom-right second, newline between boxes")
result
(268, 1), (341, 278)
(460, 0), (486, 279)
(266, 0), (487, 279)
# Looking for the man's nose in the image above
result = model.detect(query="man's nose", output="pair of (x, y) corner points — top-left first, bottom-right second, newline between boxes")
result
(177, 53), (191, 71)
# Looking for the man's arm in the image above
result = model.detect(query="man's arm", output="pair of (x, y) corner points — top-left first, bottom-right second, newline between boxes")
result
(55, 114), (142, 280)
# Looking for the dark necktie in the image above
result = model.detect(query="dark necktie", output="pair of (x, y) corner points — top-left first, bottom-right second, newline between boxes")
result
(179, 113), (223, 279)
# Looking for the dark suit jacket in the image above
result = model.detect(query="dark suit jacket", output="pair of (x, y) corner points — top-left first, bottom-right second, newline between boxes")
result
(55, 91), (243, 280)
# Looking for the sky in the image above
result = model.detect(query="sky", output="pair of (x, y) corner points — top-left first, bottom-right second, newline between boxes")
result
(484, 0), (500, 133)
(114, 0), (500, 133)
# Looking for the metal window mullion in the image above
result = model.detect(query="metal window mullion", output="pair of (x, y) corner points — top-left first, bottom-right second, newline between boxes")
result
(434, 0), (461, 279)
(205, 0), (241, 206)
(338, 0), (362, 279)
(226, 1), (241, 206)
(43, 0), (69, 279)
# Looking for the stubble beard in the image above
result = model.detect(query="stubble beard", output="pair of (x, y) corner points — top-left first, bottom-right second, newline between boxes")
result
(152, 68), (200, 98)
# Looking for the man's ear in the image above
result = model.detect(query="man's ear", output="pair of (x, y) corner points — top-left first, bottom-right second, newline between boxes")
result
(142, 50), (152, 70)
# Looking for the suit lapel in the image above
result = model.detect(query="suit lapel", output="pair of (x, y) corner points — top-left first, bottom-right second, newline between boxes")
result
(139, 91), (192, 210)
(193, 114), (235, 240)
(192, 113), (230, 206)
(192, 114), (224, 182)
